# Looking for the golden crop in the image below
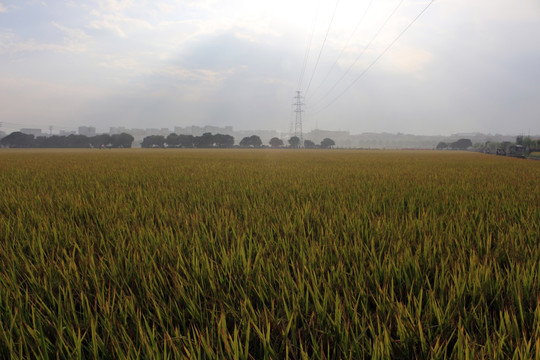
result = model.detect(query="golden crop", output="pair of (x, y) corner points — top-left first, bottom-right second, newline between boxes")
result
(0, 149), (539, 358)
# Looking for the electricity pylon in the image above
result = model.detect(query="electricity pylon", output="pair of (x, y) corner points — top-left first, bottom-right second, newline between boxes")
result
(293, 91), (304, 146)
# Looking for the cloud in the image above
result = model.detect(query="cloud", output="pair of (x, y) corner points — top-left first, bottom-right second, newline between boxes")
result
(184, 0), (220, 13)
(94, 0), (134, 12)
(0, 76), (105, 128)
(160, 31), (295, 129)
(97, 54), (145, 72)
(379, 45), (434, 75)
(440, 0), (540, 21)
(179, 33), (254, 72)
(178, 31), (292, 75)
(59, 30), (298, 130)
(0, 26), (89, 54)
(51, 22), (91, 52)
(0, 31), (59, 54)
(89, 12), (154, 37)
(52, 22), (90, 41)
(0, 3), (7, 13)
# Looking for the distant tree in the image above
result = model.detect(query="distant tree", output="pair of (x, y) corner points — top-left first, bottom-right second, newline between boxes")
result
(269, 137), (284, 148)
(51, 135), (68, 148)
(436, 142), (448, 150)
(320, 138), (335, 149)
(473, 142), (485, 152)
(240, 135), (262, 148)
(194, 132), (215, 148)
(239, 137), (250, 147)
(166, 133), (180, 147)
(0, 132), (35, 148)
(304, 139), (316, 149)
(141, 135), (165, 148)
(34, 136), (48, 148)
(499, 141), (512, 153)
(288, 136), (300, 148)
(37, 135), (63, 148)
(178, 134), (194, 148)
(521, 136), (536, 151)
(0, 132), (134, 148)
(111, 133), (134, 148)
(214, 133), (235, 148)
(249, 135), (262, 147)
(36, 134), (89, 148)
(450, 138), (472, 150)
(64, 134), (91, 148)
(483, 141), (498, 154)
(90, 134), (112, 148)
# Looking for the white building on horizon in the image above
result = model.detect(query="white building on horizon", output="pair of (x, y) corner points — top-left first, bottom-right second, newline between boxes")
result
(20, 128), (43, 137)
(78, 126), (96, 137)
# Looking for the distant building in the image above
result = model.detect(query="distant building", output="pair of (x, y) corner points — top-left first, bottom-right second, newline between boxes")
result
(174, 125), (234, 136)
(78, 126), (96, 137)
(60, 130), (77, 136)
(141, 128), (169, 136)
(110, 126), (128, 135)
(20, 128), (43, 136)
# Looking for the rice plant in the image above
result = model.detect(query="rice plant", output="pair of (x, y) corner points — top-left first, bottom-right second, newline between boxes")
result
(0, 149), (538, 359)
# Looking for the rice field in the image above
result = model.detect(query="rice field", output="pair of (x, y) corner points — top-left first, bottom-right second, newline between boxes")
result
(0, 149), (539, 359)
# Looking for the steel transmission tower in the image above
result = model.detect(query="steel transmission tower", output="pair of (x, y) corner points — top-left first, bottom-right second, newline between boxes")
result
(293, 91), (304, 146)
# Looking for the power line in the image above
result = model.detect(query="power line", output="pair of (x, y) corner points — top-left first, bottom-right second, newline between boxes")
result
(297, 30), (315, 90)
(310, 0), (405, 108)
(308, 0), (374, 101)
(304, 0), (341, 98)
(297, 2), (321, 90)
(314, 0), (436, 113)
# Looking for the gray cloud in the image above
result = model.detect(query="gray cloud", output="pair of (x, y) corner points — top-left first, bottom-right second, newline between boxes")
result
(75, 31), (297, 131)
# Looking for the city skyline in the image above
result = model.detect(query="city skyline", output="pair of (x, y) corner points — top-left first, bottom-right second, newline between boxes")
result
(2, 123), (528, 150)
(4, 123), (537, 138)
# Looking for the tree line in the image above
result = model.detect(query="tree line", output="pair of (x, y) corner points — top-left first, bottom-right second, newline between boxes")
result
(435, 138), (473, 150)
(475, 136), (540, 156)
(0, 132), (135, 148)
(0, 130), (337, 149)
(436, 136), (540, 157)
(475, 135), (540, 153)
(142, 132), (336, 149)
(142, 133), (235, 148)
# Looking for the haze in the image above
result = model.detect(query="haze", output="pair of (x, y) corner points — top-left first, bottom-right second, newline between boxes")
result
(1, 0), (539, 136)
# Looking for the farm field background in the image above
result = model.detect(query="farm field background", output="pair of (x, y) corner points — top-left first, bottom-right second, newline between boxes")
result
(0, 149), (539, 359)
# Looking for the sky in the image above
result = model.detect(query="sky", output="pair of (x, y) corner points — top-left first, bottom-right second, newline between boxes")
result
(1, 0), (539, 136)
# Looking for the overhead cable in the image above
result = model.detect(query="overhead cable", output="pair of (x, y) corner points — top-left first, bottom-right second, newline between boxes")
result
(297, 2), (321, 90)
(310, 0), (405, 107)
(304, 0), (341, 97)
(308, 0), (374, 101)
(314, 0), (436, 113)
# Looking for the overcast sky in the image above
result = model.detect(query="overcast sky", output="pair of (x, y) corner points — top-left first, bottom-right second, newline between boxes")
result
(1, 0), (539, 136)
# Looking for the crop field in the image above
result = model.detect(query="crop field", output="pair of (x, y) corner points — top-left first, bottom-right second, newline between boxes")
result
(0, 149), (539, 359)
